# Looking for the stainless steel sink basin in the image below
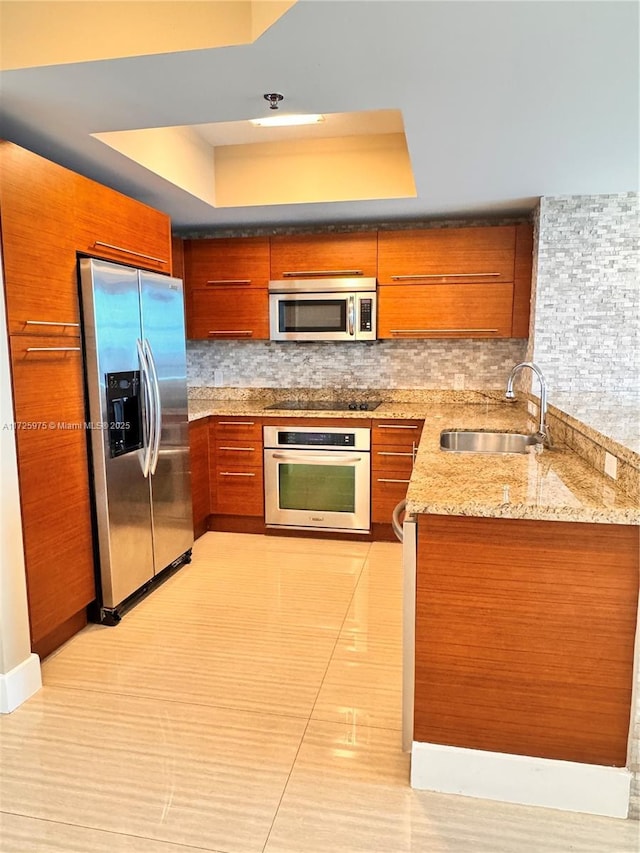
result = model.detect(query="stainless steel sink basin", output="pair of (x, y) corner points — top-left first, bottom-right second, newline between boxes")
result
(440, 430), (537, 454)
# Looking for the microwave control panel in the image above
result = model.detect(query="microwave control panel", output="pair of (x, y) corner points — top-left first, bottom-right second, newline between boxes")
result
(360, 298), (373, 332)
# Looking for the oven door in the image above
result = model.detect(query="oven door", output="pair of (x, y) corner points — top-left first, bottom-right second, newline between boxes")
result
(269, 291), (353, 341)
(264, 448), (371, 532)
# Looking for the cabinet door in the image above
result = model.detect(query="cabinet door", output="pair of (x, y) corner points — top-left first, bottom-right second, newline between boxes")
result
(378, 226), (516, 285)
(189, 418), (210, 539)
(75, 175), (172, 274)
(270, 232), (378, 279)
(377, 283), (514, 338)
(371, 474), (412, 524)
(214, 465), (264, 516)
(189, 288), (269, 340)
(372, 419), (423, 447)
(0, 142), (81, 337)
(9, 335), (95, 649)
(184, 237), (270, 289)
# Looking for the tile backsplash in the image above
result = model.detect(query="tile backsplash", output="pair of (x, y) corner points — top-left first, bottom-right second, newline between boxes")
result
(186, 339), (528, 391)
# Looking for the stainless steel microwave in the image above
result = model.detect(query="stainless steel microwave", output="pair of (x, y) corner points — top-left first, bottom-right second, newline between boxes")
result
(268, 277), (377, 342)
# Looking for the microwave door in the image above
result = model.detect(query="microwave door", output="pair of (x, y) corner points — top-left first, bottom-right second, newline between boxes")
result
(270, 292), (351, 341)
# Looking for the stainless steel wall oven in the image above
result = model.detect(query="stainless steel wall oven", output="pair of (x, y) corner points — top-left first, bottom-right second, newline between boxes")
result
(263, 425), (371, 533)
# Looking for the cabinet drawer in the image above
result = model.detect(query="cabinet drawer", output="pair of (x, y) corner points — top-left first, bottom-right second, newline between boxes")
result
(377, 283), (514, 339)
(184, 237), (270, 289)
(372, 419), (423, 446)
(216, 443), (263, 467)
(372, 447), (415, 476)
(189, 288), (269, 340)
(378, 226), (516, 284)
(214, 465), (264, 516)
(371, 475), (411, 524)
(270, 232), (377, 279)
(212, 418), (263, 443)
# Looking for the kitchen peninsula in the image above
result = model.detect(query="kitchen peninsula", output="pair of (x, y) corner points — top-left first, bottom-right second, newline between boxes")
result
(188, 386), (639, 819)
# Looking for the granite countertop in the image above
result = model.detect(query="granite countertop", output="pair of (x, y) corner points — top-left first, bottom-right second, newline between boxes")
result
(188, 393), (639, 526)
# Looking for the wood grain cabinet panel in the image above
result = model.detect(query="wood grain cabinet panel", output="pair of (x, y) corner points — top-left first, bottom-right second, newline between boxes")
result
(75, 175), (172, 274)
(371, 473), (412, 524)
(414, 515), (640, 767)
(377, 283), (514, 339)
(9, 335), (96, 649)
(184, 237), (270, 289)
(371, 420), (422, 524)
(189, 418), (210, 539)
(377, 225), (516, 284)
(189, 288), (269, 340)
(372, 419), (423, 446)
(270, 232), (378, 279)
(0, 142), (82, 336)
(210, 418), (264, 517)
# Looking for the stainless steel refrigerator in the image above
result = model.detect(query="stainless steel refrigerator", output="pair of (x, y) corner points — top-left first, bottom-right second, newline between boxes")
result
(79, 257), (193, 624)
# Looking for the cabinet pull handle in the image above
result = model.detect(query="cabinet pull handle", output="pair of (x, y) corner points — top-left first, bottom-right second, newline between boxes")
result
(26, 346), (81, 352)
(377, 451), (414, 456)
(220, 471), (256, 477)
(377, 477), (411, 484)
(390, 273), (501, 280)
(376, 424), (419, 430)
(218, 446), (256, 452)
(93, 241), (167, 265)
(412, 441), (417, 464)
(218, 421), (255, 425)
(206, 280), (251, 286)
(208, 330), (253, 337)
(389, 328), (498, 334)
(25, 320), (80, 328)
(282, 269), (363, 277)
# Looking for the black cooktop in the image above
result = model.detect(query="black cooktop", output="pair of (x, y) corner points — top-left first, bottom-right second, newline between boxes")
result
(264, 400), (382, 412)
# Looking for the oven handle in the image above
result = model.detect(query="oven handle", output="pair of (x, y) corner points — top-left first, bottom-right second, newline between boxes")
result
(271, 452), (363, 464)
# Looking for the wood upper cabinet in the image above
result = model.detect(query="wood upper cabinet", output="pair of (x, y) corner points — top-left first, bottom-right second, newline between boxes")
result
(270, 232), (378, 279)
(377, 225), (517, 284)
(377, 283), (514, 338)
(0, 142), (82, 337)
(75, 174), (172, 274)
(184, 237), (270, 289)
(183, 238), (270, 340)
(9, 335), (96, 652)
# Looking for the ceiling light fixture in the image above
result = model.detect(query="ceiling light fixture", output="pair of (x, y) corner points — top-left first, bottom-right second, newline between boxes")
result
(263, 93), (284, 110)
(249, 113), (325, 128)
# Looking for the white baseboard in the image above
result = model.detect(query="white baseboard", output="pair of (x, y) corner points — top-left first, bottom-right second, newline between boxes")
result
(411, 741), (631, 819)
(0, 653), (42, 713)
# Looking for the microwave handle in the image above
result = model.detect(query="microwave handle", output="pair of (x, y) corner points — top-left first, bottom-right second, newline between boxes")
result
(348, 295), (355, 336)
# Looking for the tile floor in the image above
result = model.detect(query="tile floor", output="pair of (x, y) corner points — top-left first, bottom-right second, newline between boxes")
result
(0, 532), (637, 852)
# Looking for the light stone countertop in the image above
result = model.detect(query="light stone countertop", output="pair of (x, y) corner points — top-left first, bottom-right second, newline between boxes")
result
(188, 395), (639, 526)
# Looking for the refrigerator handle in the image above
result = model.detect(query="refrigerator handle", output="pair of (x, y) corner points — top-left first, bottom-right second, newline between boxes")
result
(136, 338), (153, 478)
(144, 338), (162, 475)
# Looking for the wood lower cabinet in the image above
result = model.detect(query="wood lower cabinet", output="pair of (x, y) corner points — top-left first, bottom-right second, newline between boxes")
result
(414, 515), (640, 766)
(378, 283), (514, 339)
(371, 419), (423, 524)
(210, 418), (264, 518)
(189, 288), (269, 340)
(9, 335), (95, 656)
(189, 418), (210, 539)
(0, 142), (81, 337)
(270, 232), (378, 279)
(75, 174), (172, 274)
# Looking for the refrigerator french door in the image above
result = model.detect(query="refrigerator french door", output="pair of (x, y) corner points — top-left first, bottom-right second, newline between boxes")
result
(79, 258), (192, 624)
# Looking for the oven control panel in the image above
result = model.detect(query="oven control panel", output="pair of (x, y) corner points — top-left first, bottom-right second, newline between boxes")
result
(263, 425), (371, 451)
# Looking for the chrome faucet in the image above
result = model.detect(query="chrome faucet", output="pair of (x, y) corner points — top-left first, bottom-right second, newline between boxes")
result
(505, 362), (551, 446)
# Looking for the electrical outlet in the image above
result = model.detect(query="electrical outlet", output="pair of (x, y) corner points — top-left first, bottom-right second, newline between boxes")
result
(213, 369), (224, 387)
(527, 401), (537, 416)
(604, 452), (618, 480)
(453, 373), (465, 390)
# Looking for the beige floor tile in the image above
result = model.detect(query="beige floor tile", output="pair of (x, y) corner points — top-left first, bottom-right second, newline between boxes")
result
(0, 686), (306, 853)
(265, 720), (640, 853)
(311, 677), (403, 731)
(0, 813), (226, 853)
(43, 619), (336, 717)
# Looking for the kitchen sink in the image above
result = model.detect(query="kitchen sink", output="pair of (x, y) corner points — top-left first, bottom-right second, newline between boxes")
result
(440, 430), (538, 454)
